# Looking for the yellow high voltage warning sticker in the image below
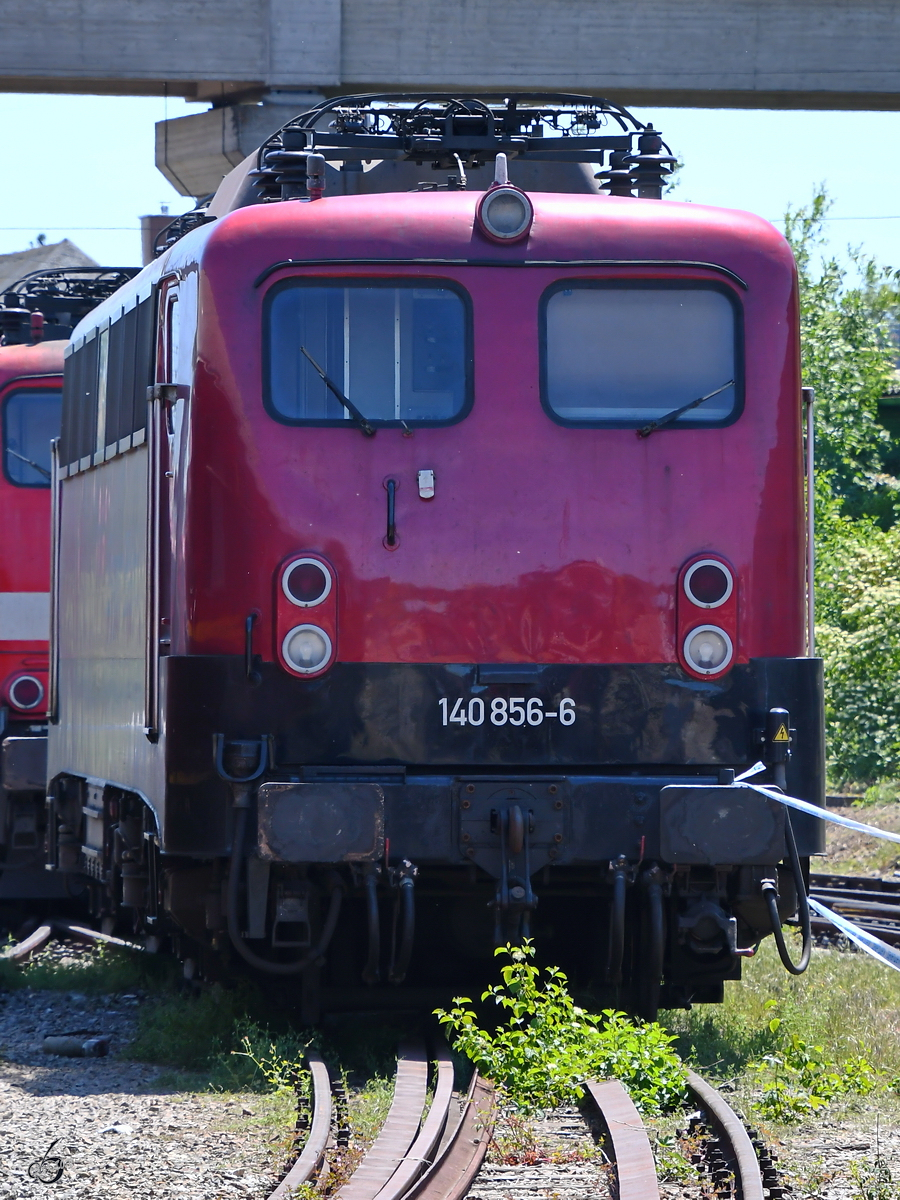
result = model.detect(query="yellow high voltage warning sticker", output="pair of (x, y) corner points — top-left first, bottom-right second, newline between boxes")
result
(773, 724), (790, 743)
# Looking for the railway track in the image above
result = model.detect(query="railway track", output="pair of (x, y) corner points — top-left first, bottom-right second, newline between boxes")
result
(271, 1044), (780, 1200)
(0, 917), (802, 1199)
(809, 872), (900, 946)
(271, 1041), (496, 1200)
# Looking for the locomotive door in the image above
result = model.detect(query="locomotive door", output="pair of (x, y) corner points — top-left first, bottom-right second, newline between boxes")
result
(146, 276), (193, 739)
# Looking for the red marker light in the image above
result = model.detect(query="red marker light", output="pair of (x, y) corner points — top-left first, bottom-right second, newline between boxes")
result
(684, 559), (733, 608)
(282, 558), (332, 607)
(8, 674), (44, 710)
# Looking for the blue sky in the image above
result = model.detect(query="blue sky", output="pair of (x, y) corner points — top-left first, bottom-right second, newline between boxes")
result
(1, 93), (899, 274)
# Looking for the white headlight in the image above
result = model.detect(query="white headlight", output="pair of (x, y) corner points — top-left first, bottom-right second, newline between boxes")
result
(684, 625), (733, 675)
(478, 186), (533, 241)
(282, 624), (332, 674)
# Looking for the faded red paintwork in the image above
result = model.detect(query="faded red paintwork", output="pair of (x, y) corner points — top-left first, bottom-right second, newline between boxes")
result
(0, 340), (58, 713)
(168, 191), (802, 675)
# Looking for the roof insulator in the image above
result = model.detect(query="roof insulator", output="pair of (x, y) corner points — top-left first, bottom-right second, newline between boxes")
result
(595, 150), (636, 197)
(628, 126), (678, 199)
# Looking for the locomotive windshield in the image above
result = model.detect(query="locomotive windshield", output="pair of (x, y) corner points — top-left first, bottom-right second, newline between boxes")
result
(3, 388), (61, 486)
(265, 281), (470, 427)
(541, 281), (741, 428)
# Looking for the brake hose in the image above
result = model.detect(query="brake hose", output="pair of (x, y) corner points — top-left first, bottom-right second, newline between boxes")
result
(606, 859), (628, 984)
(226, 806), (344, 975)
(362, 866), (381, 984)
(762, 810), (811, 975)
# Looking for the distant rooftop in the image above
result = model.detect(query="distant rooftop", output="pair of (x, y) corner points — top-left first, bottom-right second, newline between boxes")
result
(0, 239), (97, 295)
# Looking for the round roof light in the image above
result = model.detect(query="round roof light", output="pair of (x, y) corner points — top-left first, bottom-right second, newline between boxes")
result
(684, 559), (733, 608)
(283, 557), (332, 607)
(8, 674), (44, 711)
(477, 186), (533, 242)
(684, 626), (734, 676)
(282, 624), (333, 675)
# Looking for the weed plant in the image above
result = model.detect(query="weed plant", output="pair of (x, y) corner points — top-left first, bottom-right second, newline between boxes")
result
(435, 942), (687, 1115)
(850, 1156), (900, 1200)
(749, 1002), (878, 1121)
(650, 1128), (699, 1184)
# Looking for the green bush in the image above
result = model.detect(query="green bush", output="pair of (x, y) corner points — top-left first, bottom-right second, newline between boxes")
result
(435, 942), (686, 1115)
(816, 504), (900, 782)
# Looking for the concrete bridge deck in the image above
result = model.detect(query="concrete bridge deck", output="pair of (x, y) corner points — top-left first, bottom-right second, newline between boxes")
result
(3, 0), (900, 111)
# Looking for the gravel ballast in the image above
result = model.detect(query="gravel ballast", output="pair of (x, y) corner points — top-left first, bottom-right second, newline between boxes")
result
(0, 983), (290, 1199)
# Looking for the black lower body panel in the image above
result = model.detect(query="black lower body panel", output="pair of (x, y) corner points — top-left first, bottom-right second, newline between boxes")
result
(160, 656), (825, 857)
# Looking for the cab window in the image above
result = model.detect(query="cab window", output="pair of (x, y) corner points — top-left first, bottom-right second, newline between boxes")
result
(541, 281), (742, 428)
(265, 281), (472, 427)
(3, 388), (61, 486)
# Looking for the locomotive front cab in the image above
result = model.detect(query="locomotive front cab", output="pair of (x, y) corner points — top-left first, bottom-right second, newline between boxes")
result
(45, 97), (825, 1017)
(196, 213), (820, 1011)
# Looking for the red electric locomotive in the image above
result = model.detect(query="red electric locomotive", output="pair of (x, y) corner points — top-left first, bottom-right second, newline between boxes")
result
(44, 96), (823, 1016)
(0, 268), (136, 895)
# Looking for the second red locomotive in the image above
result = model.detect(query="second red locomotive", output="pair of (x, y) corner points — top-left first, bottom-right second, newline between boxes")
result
(0, 267), (136, 893)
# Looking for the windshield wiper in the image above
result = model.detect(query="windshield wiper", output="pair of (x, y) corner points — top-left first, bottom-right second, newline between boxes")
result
(301, 346), (376, 438)
(6, 447), (51, 480)
(637, 378), (735, 439)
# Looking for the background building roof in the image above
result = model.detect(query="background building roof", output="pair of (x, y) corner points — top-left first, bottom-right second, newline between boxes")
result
(0, 239), (97, 295)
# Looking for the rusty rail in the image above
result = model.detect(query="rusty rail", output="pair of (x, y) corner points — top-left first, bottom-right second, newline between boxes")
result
(404, 1072), (495, 1200)
(809, 872), (900, 945)
(685, 1069), (765, 1200)
(337, 1040), (430, 1200)
(269, 1041), (492, 1200)
(1, 918), (144, 964)
(584, 1079), (659, 1200)
(53, 919), (144, 952)
(370, 1041), (456, 1200)
(270, 1050), (333, 1199)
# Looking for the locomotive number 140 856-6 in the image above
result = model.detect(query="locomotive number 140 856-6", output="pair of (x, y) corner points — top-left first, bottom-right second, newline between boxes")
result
(438, 696), (577, 727)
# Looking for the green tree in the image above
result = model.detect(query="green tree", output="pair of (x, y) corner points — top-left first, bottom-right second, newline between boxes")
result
(786, 191), (900, 782)
(785, 190), (898, 524)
